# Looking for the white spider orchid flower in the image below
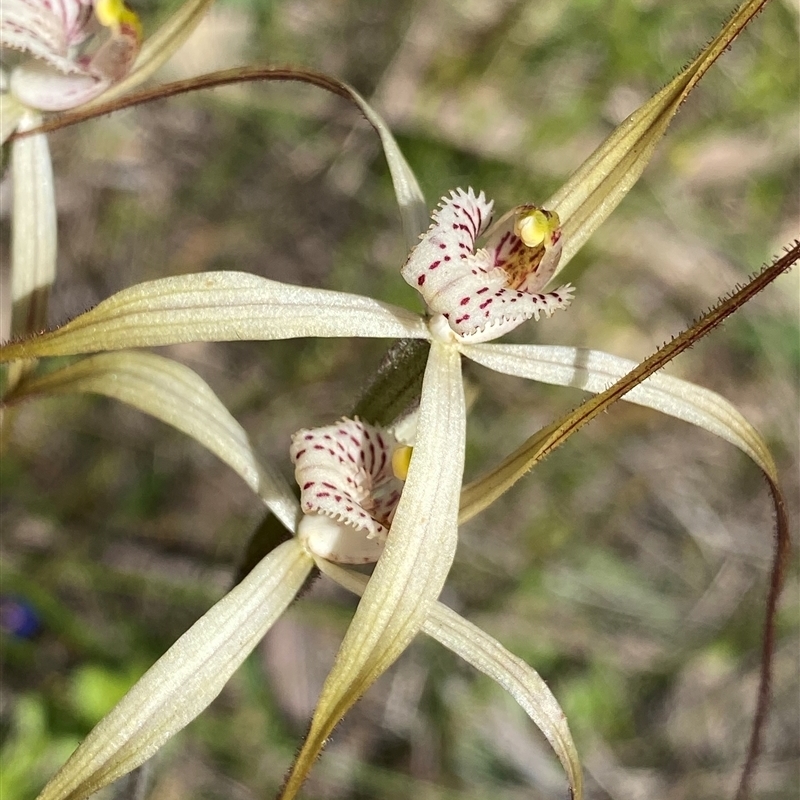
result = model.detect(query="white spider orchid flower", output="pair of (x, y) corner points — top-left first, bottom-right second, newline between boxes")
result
(403, 189), (573, 342)
(0, 186), (779, 800)
(0, 3), (783, 796)
(1, 0), (213, 337)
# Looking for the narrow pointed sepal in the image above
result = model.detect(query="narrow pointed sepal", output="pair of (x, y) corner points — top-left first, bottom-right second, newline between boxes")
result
(4, 351), (301, 530)
(461, 342), (777, 480)
(10, 112), (56, 337)
(36, 539), (313, 800)
(0, 272), (430, 361)
(280, 340), (465, 799)
(424, 603), (582, 800)
(543, 0), (772, 277)
(315, 560), (583, 800)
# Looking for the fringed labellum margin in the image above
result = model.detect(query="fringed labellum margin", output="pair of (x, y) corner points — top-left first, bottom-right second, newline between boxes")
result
(291, 418), (411, 564)
(402, 188), (575, 344)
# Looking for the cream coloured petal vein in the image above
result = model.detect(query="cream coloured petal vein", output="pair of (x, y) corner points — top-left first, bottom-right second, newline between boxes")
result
(7, 351), (300, 531)
(280, 340), (465, 799)
(0, 271), (431, 361)
(10, 112), (56, 337)
(461, 342), (776, 479)
(314, 559), (582, 800)
(36, 538), (313, 800)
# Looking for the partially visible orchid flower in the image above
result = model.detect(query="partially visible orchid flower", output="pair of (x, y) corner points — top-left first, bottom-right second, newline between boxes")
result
(4, 0), (142, 112)
(0, 0), (213, 339)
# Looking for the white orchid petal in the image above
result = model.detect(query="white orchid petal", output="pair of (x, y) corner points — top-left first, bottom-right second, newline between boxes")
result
(402, 190), (574, 342)
(9, 351), (300, 531)
(315, 559), (582, 800)
(0, 0), (90, 74)
(0, 271), (430, 361)
(401, 187), (495, 302)
(291, 418), (403, 561)
(281, 340), (465, 798)
(461, 342), (776, 478)
(36, 539), (313, 800)
(10, 63), (108, 110)
(10, 112), (56, 337)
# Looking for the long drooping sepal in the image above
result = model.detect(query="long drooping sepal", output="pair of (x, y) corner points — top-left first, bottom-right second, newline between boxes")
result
(280, 341), (465, 799)
(461, 242), (799, 800)
(35, 539), (313, 800)
(0, 272), (430, 361)
(14, 65), (428, 250)
(458, 240), (798, 519)
(10, 112), (56, 338)
(4, 351), (300, 531)
(424, 603), (582, 800)
(531, 0), (772, 277)
(460, 343), (776, 477)
(317, 559), (583, 800)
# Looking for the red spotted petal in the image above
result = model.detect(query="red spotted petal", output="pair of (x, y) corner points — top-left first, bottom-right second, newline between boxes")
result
(1, 0), (93, 75)
(290, 419), (405, 563)
(402, 189), (575, 343)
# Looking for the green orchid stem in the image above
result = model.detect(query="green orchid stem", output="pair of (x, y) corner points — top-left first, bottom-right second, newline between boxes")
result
(352, 338), (430, 426)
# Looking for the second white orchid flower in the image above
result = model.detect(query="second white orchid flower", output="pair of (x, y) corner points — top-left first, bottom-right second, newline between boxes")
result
(1, 0), (213, 339)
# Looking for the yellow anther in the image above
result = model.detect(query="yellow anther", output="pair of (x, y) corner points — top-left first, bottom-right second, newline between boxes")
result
(514, 208), (560, 249)
(95, 0), (143, 39)
(391, 445), (413, 480)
